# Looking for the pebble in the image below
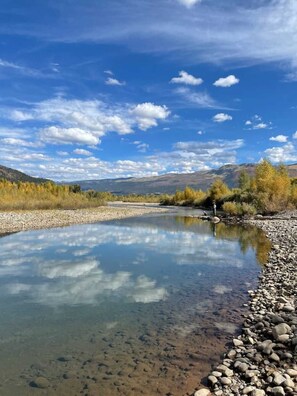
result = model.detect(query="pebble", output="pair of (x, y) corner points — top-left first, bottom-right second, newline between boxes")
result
(270, 386), (285, 396)
(30, 377), (50, 389)
(194, 389), (211, 396)
(203, 215), (297, 396)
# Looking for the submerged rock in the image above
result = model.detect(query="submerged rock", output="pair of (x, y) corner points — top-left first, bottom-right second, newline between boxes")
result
(30, 376), (50, 389)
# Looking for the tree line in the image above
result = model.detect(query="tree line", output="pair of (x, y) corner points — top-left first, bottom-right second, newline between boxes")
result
(161, 160), (297, 215)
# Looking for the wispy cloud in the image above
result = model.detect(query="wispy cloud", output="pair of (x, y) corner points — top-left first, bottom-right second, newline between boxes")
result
(105, 77), (126, 86)
(175, 87), (231, 110)
(4, 1), (297, 75)
(0, 58), (51, 78)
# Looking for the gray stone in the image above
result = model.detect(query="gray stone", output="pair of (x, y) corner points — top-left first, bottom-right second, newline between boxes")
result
(277, 334), (289, 342)
(233, 338), (243, 347)
(243, 386), (255, 394)
(286, 369), (297, 377)
(273, 373), (286, 385)
(271, 386), (285, 396)
(251, 390), (265, 396)
(270, 352), (280, 362)
(236, 362), (249, 373)
(194, 389), (211, 396)
(272, 323), (291, 340)
(30, 377), (50, 389)
(208, 375), (218, 385)
(220, 377), (232, 385)
(211, 371), (222, 377)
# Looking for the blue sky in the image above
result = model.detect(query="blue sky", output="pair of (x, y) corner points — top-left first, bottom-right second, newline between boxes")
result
(0, 0), (297, 181)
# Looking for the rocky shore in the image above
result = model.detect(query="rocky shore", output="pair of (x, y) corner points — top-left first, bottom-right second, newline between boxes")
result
(0, 205), (169, 234)
(195, 213), (297, 396)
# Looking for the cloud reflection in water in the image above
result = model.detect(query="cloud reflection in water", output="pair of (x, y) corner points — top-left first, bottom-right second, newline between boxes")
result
(0, 220), (254, 307)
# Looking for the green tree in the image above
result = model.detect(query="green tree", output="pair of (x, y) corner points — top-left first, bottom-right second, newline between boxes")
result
(238, 170), (251, 191)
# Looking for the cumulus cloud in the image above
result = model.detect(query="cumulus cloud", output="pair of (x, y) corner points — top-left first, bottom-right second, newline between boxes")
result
(293, 131), (297, 139)
(130, 102), (170, 131)
(170, 70), (203, 86)
(73, 148), (92, 156)
(269, 135), (288, 143)
(213, 75), (239, 88)
(105, 77), (126, 86)
(265, 142), (297, 163)
(213, 113), (233, 123)
(40, 126), (100, 145)
(3, 98), (170, 147)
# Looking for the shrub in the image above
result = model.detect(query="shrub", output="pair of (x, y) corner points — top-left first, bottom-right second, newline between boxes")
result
(222, 201), (239, 215)
(241, 202), (257, 216)
(222, 201), (257, 216)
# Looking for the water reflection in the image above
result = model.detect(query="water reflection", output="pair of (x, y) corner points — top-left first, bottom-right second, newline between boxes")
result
(0, 215), (269, 396)
(177, 216), (271, 265)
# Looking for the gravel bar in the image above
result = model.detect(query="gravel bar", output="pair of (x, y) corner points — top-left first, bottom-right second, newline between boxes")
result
(195, 212), (297, 396)
(0, 205), (169, 234)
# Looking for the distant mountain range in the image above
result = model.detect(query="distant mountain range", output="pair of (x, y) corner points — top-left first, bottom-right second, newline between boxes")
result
(0, 165), (49, 184)
(1, 163), (297, 194)
(68, 163), (297, 194)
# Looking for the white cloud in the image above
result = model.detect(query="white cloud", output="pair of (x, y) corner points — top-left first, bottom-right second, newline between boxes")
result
(245, 115), (272, 130)
(175, 87), (224, 109)
(130, 102), (170, 131)
(5, 1), (297, 77)
(0, 58), (49, 78)
(213, 113), (233, 123)
(265, 142), (297, 163)
(177, 0), (202, 8)
(9, 110), (34, 122)
(293, 131), (297, 139)
(3, 98), (171, 147)
(73, 148), (92, 156)
(213, 75), (239, 88)
(1, 137), (39, 147)
(269, 135), (288, 143)
(40, 126), (100, 146)
(136, 143), (149, 153)
(254, 122), (269, 129)
(105, 77), (126, 86)
(170, 70), (203, 86)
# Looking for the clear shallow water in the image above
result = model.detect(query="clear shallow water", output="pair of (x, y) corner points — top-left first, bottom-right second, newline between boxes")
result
(0, 215), (270, 396)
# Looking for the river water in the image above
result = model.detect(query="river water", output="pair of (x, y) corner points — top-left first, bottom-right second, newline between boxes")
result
(0, 214), (270, 395)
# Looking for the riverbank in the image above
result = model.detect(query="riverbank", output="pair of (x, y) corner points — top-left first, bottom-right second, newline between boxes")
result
(195, 212), (297, 396)
(0, 205), (169, 234)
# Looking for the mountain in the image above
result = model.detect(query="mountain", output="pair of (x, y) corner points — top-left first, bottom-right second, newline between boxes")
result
(71, 163), (297, 194)
(0, 165), (49, 184)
